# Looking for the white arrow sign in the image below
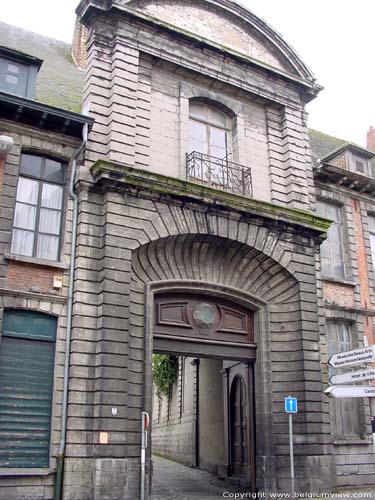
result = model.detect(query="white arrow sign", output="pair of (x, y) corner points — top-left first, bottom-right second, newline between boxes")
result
(325, 385), (375, 398)
(328, 345), (375, 368)
(330, 368), (375, 385)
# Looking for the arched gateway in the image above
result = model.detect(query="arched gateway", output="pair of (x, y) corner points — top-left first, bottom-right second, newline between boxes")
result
(123, 230), (321, 496)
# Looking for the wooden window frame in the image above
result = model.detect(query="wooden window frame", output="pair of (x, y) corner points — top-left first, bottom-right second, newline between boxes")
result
(11, 154), (67, 262)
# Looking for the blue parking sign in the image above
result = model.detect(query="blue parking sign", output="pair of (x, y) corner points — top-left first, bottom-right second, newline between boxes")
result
(285, 397), (297, 413)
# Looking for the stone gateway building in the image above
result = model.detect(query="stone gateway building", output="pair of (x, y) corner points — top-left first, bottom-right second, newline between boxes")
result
(0, 1), (375, 499)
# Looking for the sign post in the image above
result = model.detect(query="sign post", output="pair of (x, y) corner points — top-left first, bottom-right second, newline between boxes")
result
(285, 397), (297, 497)
(325, 385), (375, 398)
(141, 411), (149, 500)
(328, 345), (375, 369)
(330, 368), (375, 385)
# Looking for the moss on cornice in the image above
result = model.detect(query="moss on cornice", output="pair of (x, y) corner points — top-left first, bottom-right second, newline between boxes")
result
(90, 160), (331, 236)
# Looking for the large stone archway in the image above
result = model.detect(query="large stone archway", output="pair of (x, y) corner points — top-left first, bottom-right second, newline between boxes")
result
(129, 233), (304, 494)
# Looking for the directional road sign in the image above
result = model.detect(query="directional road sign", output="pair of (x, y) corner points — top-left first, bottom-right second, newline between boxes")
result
(325, 385), (375, 398)
(330, 368), (375, 385)
(285, 397), (297, 413)
(328, 345), (375, 369)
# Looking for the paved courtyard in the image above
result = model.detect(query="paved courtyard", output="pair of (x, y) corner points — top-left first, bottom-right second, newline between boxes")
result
(151, 455), (375, 500)
(151, 455), (247, 500)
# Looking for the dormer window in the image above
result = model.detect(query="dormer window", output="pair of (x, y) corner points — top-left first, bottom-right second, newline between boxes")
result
(0, 58), (29, 97)
(0, 47), (42, 99)
(351, 154), (369, 176)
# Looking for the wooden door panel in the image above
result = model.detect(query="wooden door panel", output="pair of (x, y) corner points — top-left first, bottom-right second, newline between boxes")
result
(154, 293), (254, 344)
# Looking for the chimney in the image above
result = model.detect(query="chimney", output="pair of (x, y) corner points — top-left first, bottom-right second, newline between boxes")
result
(367, 126), (375, 152)
(71, 17), (88, 70)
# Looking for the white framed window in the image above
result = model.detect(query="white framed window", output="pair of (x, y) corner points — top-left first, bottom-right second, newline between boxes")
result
(350, 153), (370, 177)
(11, 154), (66, 261)
(326, 322), (362, 439)
(317, 200), (346, 280)
(188, 101), (231, 185)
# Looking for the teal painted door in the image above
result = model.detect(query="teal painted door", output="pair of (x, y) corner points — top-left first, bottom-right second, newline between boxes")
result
(0, 311), (56, 468)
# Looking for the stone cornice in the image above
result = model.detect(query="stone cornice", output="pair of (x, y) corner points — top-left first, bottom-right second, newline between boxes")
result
(90, 160), (331, 238)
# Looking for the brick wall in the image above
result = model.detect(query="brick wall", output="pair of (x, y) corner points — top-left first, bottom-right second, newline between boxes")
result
(71, 17), (88, 70)
(323, 282), (355, 308)
(367, 126), (375, 152)
(6, 261), (62, 294)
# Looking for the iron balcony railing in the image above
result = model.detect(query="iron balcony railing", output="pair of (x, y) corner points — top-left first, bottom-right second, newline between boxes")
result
(186, 151), (253, 197)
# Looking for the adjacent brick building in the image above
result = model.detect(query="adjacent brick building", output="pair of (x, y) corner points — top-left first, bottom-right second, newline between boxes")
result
(0, 1), (374, 499)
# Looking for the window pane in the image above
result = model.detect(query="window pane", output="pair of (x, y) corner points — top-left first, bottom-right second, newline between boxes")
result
(20, 155), (42, 177)
(320, 240), (329, 259)
(45, 159), (65, 183)
(14, 203), (36, 230)
(5, 74), (17, 85)
(328, 224), (341, 243)
(331, 242), (344, 260)
(316, 201), (326, 218)
(327, 204), (340, 223)
(16, 178), (39, 204)
(369, 216), (375, 233)
(11, 229), (34, 256)
(36, 234), (59, 261)
(332, 260), (345, 279)
(41, 184), (63, 210)
(39, 208), (61, 235)
(189, 102), (205, 120)
(7, 64), (19, 75)
(321, 257), (331, 276)
(338, 323), (350, 347)
(210, 127), (227, 152)
(189, 120), (206, 154)
(209, 108), (227, 127)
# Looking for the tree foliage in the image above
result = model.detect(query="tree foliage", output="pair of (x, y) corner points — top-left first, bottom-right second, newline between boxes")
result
(153, 354), (178, 397)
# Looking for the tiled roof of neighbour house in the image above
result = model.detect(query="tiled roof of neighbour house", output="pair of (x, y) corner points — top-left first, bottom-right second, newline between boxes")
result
(0, 21), (84, 113)
(309, 129), (375, 165)
(308, 129), (347, 167)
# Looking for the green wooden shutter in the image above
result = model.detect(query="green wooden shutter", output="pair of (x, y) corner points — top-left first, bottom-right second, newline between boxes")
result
(0, 311), (56, 468)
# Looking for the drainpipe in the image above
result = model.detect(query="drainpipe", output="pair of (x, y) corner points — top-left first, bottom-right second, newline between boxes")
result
(53, 137), (86, 500)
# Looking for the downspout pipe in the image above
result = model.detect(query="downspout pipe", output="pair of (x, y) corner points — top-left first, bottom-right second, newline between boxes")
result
(53, 138), (86, 500)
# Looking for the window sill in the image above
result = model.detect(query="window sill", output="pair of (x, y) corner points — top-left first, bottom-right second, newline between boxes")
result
(3, 253), (69, 270)
(321, 276), (357, 287)
(0, 467), (55, 476)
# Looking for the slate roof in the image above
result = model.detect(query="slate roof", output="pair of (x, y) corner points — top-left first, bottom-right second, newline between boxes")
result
(308, 129), (347, 167)
(0, 21), (84, 113)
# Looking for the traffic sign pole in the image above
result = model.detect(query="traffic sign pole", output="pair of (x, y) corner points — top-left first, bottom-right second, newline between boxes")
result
(285, 396), (297, 497)
(289, 412), (294, 498)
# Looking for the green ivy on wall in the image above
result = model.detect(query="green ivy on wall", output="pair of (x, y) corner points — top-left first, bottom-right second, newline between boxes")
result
(153, 354), (178, 398)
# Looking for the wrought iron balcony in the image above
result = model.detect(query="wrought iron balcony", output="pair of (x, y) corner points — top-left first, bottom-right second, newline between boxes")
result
(186, 151), (252, 197)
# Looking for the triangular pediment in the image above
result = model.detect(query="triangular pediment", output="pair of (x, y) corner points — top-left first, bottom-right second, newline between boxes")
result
(122, 0), (314, 80)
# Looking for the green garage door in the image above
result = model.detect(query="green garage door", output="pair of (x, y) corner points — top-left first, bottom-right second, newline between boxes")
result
(0, 310), (56, 468)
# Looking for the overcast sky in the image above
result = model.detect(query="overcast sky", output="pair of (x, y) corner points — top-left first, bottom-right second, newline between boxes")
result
(1, 0), (374, 146)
